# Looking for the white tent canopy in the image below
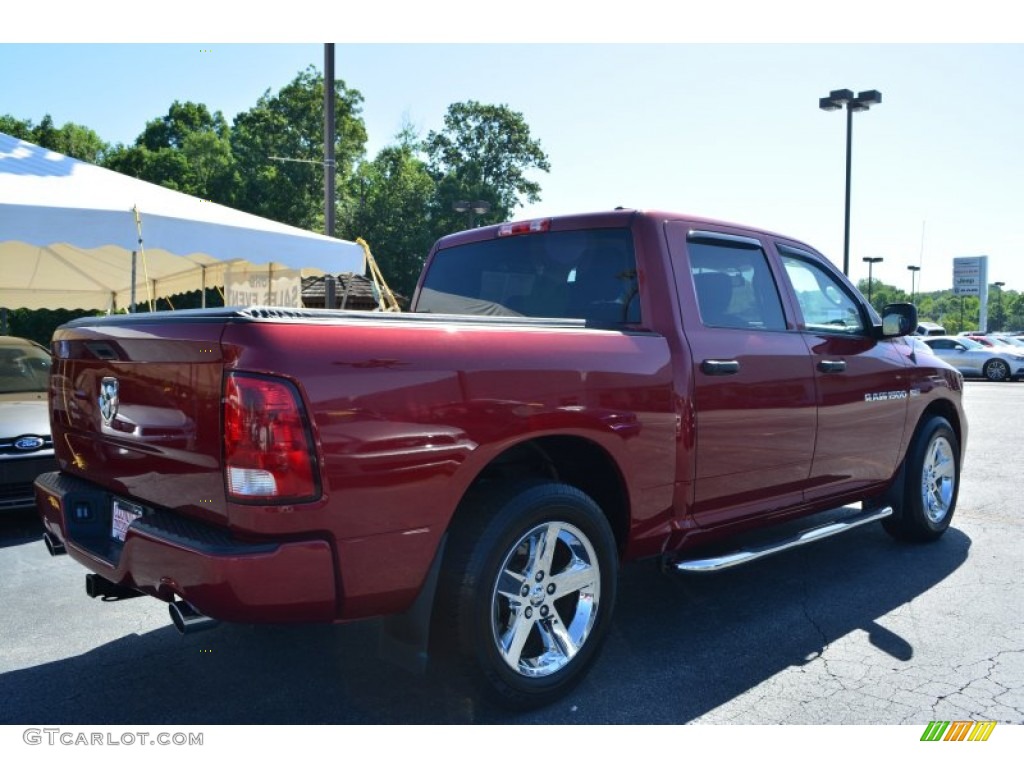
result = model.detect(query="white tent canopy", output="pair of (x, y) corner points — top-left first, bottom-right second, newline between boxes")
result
(0, 131), (365, 311)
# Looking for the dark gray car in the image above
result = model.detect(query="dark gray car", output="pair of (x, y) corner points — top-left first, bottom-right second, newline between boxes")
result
(0, 336), (55, 511)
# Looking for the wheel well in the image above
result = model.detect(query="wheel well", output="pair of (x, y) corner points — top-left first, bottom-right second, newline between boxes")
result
(461, 437), (630, 553)
(918, 399), (963, 453)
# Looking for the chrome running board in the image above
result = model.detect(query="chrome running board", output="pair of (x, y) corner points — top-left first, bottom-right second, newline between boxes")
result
(672, 505), (893, 573)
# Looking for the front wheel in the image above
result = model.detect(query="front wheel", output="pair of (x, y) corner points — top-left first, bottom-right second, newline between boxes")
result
(433, 480), (618, 710)
(984, 359), (1010, 382)
(883, 416), (960, 542)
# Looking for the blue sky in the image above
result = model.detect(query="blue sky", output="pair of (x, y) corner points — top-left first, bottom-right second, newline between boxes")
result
(2, 7), (1021, 295)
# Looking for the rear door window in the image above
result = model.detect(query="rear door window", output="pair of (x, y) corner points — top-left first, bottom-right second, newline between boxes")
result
(685, 235), (786, 331)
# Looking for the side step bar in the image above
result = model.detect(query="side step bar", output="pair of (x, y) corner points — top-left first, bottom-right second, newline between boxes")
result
(672, 506), (893, 573)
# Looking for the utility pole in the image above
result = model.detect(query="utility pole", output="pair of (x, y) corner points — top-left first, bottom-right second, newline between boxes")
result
(324, 43), (337, 310)
(324, 43), (336, 239)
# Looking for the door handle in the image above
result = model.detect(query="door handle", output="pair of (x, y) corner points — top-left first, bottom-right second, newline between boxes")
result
(701, 359), (740, 375)
(817, 360), (847, 373)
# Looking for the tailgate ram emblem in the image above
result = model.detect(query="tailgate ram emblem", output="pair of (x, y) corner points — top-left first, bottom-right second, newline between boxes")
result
(99, 377), (120, 424)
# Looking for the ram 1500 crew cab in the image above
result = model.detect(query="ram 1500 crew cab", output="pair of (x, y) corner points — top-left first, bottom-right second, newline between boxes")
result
(36, 209), (966, 709)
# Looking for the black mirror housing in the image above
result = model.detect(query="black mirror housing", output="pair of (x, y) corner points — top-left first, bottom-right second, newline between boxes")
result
(878, 302), (918, 338)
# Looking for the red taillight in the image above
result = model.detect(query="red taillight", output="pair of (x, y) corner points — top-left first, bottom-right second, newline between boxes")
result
(223, 373), (319, 503)
(497, 219), (551, 237)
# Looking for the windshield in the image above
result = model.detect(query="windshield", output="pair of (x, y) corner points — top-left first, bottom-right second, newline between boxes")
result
(0, 342), (51, 394)
(994, 336), (1024, 347)
(416, 228), (641, 327)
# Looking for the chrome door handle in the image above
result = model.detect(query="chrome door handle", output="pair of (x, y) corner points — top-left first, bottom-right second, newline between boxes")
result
(817, 360), (847, 373)
(701, 359), (740, 375)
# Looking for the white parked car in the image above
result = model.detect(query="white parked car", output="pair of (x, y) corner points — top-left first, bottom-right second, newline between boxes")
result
(0, 336), (56, 510)
(921, 336), (1024, 382)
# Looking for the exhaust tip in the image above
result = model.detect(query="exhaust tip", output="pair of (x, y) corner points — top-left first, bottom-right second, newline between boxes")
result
(168, 600), (219, 635)
(43, 532), (66, 556)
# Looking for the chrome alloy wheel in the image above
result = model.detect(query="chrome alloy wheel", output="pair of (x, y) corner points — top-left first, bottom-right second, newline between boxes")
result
(985, 359), (1010, 381)
(921, 435), (956, 523)
(490, 521), (601, 678)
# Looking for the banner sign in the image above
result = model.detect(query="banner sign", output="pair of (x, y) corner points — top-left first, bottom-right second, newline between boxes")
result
(225, 266), (302, 308)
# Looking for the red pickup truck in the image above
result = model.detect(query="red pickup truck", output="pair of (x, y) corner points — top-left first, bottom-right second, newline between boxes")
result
(35, 209), (966, 709)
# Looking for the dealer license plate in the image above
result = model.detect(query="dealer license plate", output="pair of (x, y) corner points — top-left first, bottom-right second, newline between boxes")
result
(111, 498), (144, 542)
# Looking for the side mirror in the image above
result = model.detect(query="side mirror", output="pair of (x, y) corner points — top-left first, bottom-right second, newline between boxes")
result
(879, 302), (918, 338)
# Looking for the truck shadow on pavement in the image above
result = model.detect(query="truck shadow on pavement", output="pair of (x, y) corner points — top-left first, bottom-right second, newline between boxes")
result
(0, 524), (970, 725)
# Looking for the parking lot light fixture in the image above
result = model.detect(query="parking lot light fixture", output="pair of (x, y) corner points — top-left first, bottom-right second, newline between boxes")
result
(453, 199), (491, 229)
(820, 88), (883, 277)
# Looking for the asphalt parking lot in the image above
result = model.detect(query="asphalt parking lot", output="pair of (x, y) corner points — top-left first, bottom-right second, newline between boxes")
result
(1, 381), (1022, 725)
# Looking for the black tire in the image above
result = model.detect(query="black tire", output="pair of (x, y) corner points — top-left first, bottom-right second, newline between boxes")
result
(983, 358), (1010, 382)
(883, 416), (960, 543)
(432, 480), (618, 710)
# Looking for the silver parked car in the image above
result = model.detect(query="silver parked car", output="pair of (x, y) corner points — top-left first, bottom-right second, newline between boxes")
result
(0, 336), (56, 511)
(921, 335), (1024, 382)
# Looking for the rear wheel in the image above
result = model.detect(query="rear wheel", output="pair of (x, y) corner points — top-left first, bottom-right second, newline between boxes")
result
(883, 416), (960, 542)
(433, 480), (618, 710)
(984, 359), (1010, 382)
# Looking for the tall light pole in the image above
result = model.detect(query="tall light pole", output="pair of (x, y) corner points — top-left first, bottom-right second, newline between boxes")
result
(993, 281), (1006, 332)
(907, 265), (921, 304)
(863, 256), (883, 306)
(819, 89), (882, 276)
(453, 199), (492, 229)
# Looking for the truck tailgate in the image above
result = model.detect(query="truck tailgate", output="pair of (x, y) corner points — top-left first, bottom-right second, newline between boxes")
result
(50, 319), (227, 526)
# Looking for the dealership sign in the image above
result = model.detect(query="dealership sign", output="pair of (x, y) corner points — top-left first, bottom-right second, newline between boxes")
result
(952, 256), (988, 296)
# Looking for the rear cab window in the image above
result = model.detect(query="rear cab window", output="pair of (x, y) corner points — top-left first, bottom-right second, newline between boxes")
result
(416, 228), (641, 328)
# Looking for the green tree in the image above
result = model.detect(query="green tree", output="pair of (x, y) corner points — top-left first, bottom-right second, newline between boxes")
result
(346, 124), (437, 296)
(139, 101), (229, 151)
(1006, 292), (1024, 331)
(7, 308), (98, 346)
(104, 101), (237, 203)
(988, 283), (1009, 331)
(424, 100), (550, 235)
(930, 293), (980, 334)
(0, 113), (108, 164)
(231, 66), (367, 231)
(855, 278), (908, 314)
(916, 294), (935, 322)
(0, 114), (33, 140)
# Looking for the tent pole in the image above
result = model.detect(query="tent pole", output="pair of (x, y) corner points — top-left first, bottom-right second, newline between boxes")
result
(339, 274), (351, 310)
(130, 250), (137, 313)
(201, 265), (207, 308)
